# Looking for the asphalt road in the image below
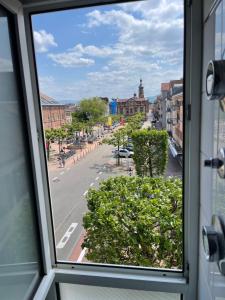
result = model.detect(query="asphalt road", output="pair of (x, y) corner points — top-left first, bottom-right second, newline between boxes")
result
(48, 143), (128, 261)
(48, 141), (182, 261)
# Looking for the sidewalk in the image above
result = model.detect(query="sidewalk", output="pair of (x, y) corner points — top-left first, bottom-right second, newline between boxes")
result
(46, 126), (124, 173)
(47, 140), (100, 172)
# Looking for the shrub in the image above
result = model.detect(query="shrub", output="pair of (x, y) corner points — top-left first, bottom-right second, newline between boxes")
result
(132, 129), (168, 177)
(82, 176), (182, 269)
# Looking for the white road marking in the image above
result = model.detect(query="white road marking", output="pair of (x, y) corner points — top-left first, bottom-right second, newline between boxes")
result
(77, 247), (87, 263)
(90, 182), (94, 187)
(99, 172), (103, 175)
(95, 177), (99, 181)
(60, 171), (65, 175)
(56, 223), (78, 249)
(52, 177), (60, 182)
(83, 190), (88, 196)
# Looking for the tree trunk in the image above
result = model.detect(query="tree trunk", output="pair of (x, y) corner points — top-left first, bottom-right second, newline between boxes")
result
(117, 143), (120, 165)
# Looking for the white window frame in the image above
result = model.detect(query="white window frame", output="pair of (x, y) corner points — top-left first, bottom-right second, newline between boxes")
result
(0, 0), (203, 299)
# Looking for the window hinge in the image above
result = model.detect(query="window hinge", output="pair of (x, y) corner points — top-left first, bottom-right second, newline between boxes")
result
(186, 104), (191, 120)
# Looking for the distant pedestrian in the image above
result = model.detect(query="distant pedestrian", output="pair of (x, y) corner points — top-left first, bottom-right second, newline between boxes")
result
(128, 167), (133, 176)
(59, 148), (66, 168)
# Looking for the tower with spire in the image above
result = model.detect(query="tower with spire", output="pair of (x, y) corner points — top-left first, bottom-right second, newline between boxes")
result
(138, 78), (144, 98)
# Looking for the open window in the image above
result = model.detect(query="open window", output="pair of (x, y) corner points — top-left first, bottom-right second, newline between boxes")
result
(30, 0), (185, 272)
(0, 0), (203, 298)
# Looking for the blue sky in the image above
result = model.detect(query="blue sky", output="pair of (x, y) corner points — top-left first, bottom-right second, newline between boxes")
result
(32, 0), (183, 102)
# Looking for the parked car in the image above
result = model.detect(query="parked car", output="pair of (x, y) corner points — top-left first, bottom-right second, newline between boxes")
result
(123, 144), (133, 151)
(114, 149), (134, 158)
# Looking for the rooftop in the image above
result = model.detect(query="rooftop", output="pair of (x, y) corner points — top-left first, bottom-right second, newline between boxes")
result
(40, 92), (64, 106)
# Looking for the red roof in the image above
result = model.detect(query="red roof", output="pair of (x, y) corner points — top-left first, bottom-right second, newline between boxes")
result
(161, 83), (170, 91)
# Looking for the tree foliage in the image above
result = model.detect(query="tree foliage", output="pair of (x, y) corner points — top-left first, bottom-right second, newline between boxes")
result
(132, 129), (168, 177)
(44, 128), (68, 154)
(73, 97), (107, 124)
(82, 176), (182, 268)
(103, 128), (128, 165)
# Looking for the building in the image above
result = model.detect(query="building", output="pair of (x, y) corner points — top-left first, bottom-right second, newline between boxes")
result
(1, 1), (225, 300)
(166, 80), (183, 135)
(40, 93), (66, 129)
(64, 104), (79, 125)
(160, 83), (171, 128)
(116, 79), (149, 118)
(165, 80), (183, 165)
(109, 99), (117, 115)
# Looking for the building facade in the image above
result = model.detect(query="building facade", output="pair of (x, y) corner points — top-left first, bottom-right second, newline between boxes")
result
(109, 99), (117, 115)
(40, 93), (66, 129)
(116, 80), (149, 118)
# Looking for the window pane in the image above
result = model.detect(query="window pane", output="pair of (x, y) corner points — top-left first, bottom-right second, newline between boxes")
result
(0, 5), (42, 300)
(59, 283), (181, 300)
(32, 0), (184, 269)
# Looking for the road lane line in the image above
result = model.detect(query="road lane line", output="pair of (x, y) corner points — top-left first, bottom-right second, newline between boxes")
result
(83, 190), (88, 196)
(99, 172), (103, 175)
(77, 247), (87, 263)
(95, 176), (99, 181)
(90, 183), (94, 187)
(56, 223), (78, 249)
(60, 171), (65, 175)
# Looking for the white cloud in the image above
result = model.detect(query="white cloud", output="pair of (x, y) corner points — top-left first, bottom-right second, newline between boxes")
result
(34, 30), (57, 53)
(39, 1), (183, 99)
(48, 51), (95, 67)
(83, 3), (183, 97)
(119, 0), (183, 20)
(70, 43), (122, 57)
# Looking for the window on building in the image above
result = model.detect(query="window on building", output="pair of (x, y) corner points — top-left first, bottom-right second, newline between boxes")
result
(31, 0), (184, 271)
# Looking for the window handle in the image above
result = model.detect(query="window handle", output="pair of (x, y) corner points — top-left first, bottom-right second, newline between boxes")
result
(202, 215), (225, 275)
(204, 148), (225, 178)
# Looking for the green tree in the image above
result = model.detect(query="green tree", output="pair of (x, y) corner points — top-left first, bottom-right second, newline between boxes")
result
(132, 129), (168, 177)
(44, 129), (56, 161)
(73, 97), (107, 124)
(126, 113), (144, 129)
(82, 176), (182, 268)
(53, 128), (67, 153)
(125, 113), (145, 139)
(103, 128), (127, 165)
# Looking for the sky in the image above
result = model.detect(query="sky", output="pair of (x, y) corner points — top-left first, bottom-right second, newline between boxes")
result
(32, 0), (184, 102)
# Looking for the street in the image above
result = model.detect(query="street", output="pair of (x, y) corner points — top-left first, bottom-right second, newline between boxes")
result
(48, 139), (182, 262)
(49, 143), (131, 261)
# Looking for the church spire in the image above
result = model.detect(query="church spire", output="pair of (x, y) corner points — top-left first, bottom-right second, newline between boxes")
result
(138, 78), (144, 98)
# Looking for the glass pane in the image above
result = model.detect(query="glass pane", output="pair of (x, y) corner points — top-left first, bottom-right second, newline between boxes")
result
(32, 0), (184, 269)
(59, 283), (181, 300)
(0, 5), (42, 300)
